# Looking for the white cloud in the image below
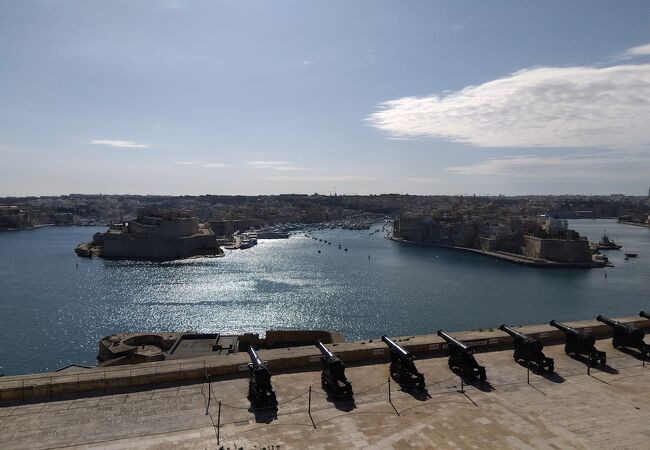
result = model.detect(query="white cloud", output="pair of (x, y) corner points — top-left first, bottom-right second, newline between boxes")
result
(447, 152), (650, 179)
(368, 64), (650, 150)
(247, 161), (289, 167)
(174, 161), (198, 165)
(90, 139), (148, 149)
(246, 160), (304, 171)
(202, 162), (228, 168)
(624, 43), (650, 58)
(273, 166), (303, 171)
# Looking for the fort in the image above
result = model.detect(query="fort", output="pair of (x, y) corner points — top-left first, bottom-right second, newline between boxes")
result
(392, 215), (602, 267)
(2, 315), (650, 448)
(75, 208), (222, 260)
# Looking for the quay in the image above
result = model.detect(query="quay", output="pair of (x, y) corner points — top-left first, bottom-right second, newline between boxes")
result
(2, 316), (650, 448)
(389, 237), (605, 268)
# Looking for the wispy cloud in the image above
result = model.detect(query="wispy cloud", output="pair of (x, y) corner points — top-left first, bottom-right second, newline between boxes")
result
(623, 42), (650, 58)
(247, 160), (305, 171)
(247, 160), (289, 168)
(447, 152), (650, 179)
(90, 139), (148, 149)
(174, 161), (227, 168)
(273, 166), (304, 171)
(368, 63), (650, 150)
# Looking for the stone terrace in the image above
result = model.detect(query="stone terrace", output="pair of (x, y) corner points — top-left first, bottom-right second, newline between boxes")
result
(2, 340), (650, 449)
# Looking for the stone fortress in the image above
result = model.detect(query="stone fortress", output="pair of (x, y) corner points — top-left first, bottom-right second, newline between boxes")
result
(76, 207), (222, 260)
(394, 214), (597, 267)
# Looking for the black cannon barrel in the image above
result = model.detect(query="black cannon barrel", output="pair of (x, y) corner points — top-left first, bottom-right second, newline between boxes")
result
(437, 330), (469, 351)
(316, 340), (335, 359)
(641, 311), (650, 320)
(549, 320), (578, 336)
(596, 315), (626, 329)
(381, 335), (410, 358)
(248, 347), (263, 367)
(499, 324), (527, 340)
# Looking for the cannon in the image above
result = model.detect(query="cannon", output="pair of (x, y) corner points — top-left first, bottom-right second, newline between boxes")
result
(381, 336), (425, 389)
(597, 315), (650, 359)
(316, 341), (353, 398)
(247, 347), (277, 407)
(437, 330), (487, 381)
(641, 311), (650, 320)
(550, 320), (606, 366)
(499, 324), (554, 372)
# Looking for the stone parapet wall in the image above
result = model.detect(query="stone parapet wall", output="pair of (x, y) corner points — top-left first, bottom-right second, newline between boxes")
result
(2, 316), (648, 402)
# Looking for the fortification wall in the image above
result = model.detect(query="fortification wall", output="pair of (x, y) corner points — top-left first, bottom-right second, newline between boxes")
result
(101, 233), (217, 260)
(522, 235), (591, 263)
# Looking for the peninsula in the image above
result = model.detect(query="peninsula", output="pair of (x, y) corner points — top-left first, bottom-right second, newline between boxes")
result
(392, 213), (604, 268)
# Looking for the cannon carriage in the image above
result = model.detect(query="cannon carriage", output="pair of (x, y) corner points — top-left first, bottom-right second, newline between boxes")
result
(316, 341), (353, 398)
(437, 330), (487, 381)
(550, 320), (606, 366)
(597, 315), (649, 359)
(499, 324), (554, 372)
(381, 336), (426, 389)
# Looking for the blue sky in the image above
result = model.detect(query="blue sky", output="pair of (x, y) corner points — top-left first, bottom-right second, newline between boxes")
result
(1, 0), (649, 196)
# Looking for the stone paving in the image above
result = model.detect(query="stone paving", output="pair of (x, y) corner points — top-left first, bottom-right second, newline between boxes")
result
(2, 340), (650, 449)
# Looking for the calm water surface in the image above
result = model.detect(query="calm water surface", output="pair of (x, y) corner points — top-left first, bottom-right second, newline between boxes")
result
(1, 219), (649, 375)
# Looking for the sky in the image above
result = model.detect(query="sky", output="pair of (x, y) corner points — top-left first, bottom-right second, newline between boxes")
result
(1, 0), (649, 196)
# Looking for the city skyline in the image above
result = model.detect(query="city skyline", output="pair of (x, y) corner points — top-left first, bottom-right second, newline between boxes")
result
(1, 1), (650, 196)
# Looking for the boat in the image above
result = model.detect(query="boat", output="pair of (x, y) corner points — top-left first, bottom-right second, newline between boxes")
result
(238, 233), (258, 249)
(597, 232), (622, 250)
(625, 252), (638, 258)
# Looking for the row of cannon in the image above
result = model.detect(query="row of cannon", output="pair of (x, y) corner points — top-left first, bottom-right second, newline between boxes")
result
(245, 311), (650, 407)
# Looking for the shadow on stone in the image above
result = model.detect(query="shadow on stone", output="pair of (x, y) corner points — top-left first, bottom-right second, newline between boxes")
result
(614, 346), (648, 362)
(466, 379), (495, 393)
(399, 385), (431, 401)
(569, 354), (619, 374)
(327, 395), (356, 412)
(248, 403), (278, 423)
(540, 371), (566, 384)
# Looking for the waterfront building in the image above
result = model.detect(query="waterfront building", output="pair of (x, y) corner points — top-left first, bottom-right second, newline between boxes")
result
(0, 205), (35, 230)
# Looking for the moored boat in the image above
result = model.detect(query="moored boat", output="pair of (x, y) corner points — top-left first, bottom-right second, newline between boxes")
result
(597, 232), (622, 250)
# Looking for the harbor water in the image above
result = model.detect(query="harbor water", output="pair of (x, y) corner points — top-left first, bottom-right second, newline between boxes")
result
(0, 219), (649, 376)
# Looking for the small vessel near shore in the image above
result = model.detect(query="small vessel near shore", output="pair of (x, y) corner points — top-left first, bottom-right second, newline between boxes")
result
(597, 232), (622, 250)
(625, 252), (638, 258)
(239, 233), (258, 249)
